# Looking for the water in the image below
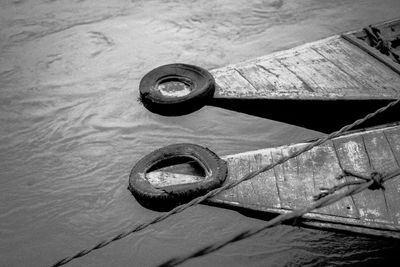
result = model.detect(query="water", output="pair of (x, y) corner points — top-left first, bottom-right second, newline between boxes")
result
(1, 0), (400, 266)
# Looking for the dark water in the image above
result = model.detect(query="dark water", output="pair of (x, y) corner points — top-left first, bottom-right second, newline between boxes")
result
(1, 0), (400, 266)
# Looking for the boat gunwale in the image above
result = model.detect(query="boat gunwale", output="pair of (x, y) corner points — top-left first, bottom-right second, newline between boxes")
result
(206, 198), (400, 239)
(342, 17), (400, 76)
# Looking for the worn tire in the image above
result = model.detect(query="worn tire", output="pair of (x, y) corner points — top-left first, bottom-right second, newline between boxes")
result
(139, 63), (215, 116)
(128, 143), (227, 211)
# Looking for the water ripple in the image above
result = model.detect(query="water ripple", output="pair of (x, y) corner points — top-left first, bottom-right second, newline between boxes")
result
(1, 0), (400, 266)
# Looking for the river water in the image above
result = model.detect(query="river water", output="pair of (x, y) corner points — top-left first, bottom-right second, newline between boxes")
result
(1, 0), (400, 266)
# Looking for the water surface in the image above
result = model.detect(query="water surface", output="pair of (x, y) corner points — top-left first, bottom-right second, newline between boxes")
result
(1, 0), (400, 266)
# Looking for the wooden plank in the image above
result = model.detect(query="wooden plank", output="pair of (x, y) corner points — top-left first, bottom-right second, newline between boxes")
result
(224, 156), (256, 206)
(312, 37), (400, 96)
(333, 135), (392, 224)
(212, 58), (316, 99)
(240, 154), (265, 207)
(301, 220), (400, 239)
(385, 127), (400, 165)
(209, 34), (400, 100)
(310, 142), (358, 218)
(146, 161), (207, 187)
(271, 145), (313, 209)
(219, 152), (282, 209)
(211, 67), (258, 98)
(296, 148), (317, 205)
(256, 58), (315, 96)
(385, 128), (400, 224)
(234, 64), (278, 95)
(146, 171), (203, 187)
(276, 47), (364, 97)
(336, 38), (400, 93)
(233, 58), (315, 99)
(364, 131), (400, 224)
(247, 152), (281, 209)
(235, 156), (259, 205)
(342, 34), (400, 77)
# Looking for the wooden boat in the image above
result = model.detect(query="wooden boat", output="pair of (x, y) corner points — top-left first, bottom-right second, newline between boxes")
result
(209, 122), (400, 238)
(138, 18), (400, 238)
(210, 18), (400, 101)
(148, 122), (400, 238)
(203, 19), (399, 132)
(139, 18), (400, 131)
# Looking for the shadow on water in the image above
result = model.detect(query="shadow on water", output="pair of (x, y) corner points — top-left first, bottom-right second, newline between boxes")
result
(208, 98), (400, 133)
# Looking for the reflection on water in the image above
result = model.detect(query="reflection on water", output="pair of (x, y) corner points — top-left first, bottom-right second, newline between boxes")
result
(1, 0), (400, 266)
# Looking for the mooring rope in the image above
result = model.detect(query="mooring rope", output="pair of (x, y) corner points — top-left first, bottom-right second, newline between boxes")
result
(51, 98), (400, 267)
(364, 25), (400, 64)
(313, 169), (385, 200)
(159, 168), (400, 267)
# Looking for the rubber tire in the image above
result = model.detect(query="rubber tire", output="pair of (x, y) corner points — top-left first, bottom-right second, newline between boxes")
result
(139, 63), (215, 116)
(128, 143), (227, 211)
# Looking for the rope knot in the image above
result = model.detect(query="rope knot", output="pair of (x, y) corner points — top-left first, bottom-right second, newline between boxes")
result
(313, 169), (386, 201)
(368, 171), (385, 191)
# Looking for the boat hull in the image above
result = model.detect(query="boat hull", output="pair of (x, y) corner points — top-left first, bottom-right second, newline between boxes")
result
(210, 32), (400, 100)
(208, 123), (400, 238)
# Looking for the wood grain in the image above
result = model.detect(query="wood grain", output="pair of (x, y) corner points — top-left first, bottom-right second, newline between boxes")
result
(212, 35), (400, 100)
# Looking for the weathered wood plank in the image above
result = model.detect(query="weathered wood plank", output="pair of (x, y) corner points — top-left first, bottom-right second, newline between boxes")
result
(220, 152), (282, 209)
(247, 153), (281, 209)
(342, 33), (400, 77)
(364, 131), (400, 224)
(384, 129), (400, 223)
(343, 18), (400, 76)
(385, 128), (400, 165)
(256, 58), (314, 96)
(271, 146), (313, 209)
(235, 58), (313, 98)
(311, 38), (400, 96)
(146, 171), (203, 187)
(277, 47), (364, 96)
(235, 156), (258, 205)
(333, 135), (392, 224)
(311, 142), (359, 218)
(210, 35), (400, 100)
(241, 154), (265, 207)
(211, 67), (258, 98)
(296, 148), (316, 204)
(222, 156), (255, 205)
(340, 38), (400, 92)
(270, 148), (291, 209)
(234, 64), (277, 95)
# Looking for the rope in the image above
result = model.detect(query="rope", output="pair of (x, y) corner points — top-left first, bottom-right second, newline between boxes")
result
(364, 26), (400, 64)
(160, 168), (400, 267)
(51, 98), (400, 267)
(313, 169), (385, 200)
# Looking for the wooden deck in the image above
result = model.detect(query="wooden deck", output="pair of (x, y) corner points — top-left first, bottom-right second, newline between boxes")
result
(204, 123), (400, 238)
(147, 123), (400, 238)
(210, 35), (400, 100)
(343, 17), (400, 78)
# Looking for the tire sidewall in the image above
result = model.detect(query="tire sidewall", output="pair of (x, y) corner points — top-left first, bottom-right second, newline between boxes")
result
(139, 64), (215, 115)
(128, 143), (227, 211)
